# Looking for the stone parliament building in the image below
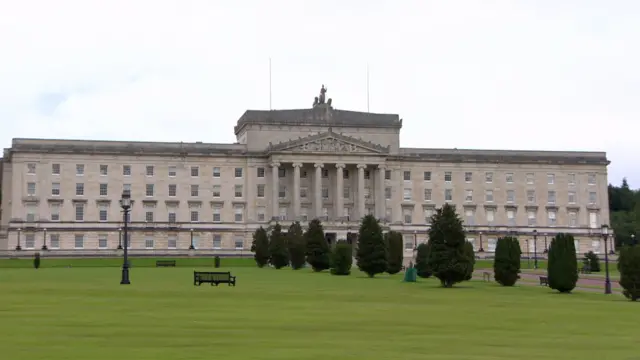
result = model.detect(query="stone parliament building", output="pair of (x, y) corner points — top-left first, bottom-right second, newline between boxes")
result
(0, 86), (611, 257)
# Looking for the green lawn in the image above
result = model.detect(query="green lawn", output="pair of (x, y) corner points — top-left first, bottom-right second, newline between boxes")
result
(1, 265), (638, 360)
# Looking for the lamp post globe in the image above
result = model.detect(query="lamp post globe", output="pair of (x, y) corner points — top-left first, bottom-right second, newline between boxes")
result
(119, 190), (132, 285)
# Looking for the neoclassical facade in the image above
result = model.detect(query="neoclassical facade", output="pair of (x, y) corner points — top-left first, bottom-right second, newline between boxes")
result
(0, 89), (612, 256)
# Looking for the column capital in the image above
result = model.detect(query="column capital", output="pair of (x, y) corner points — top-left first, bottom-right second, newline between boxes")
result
(271, 162), (281, 168)
(357, 164), (367, 169)
(314, 163), (324, 168)
(335, 163), (346, 169)
(292, 162), (303, 168)
(377, 164), (386, 170)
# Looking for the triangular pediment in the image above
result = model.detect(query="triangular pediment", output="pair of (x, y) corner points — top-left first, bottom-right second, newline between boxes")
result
(267, 129), (389, 154)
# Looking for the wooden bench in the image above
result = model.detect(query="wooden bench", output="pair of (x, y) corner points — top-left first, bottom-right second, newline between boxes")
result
(193, 271), (236, 286)
(539, 276), (549, 286)
(482, 271), (491, 282)
(156, 260), (176, 267)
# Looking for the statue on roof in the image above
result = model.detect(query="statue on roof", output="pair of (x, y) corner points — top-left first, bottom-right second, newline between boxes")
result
(313, 84), (332, 108)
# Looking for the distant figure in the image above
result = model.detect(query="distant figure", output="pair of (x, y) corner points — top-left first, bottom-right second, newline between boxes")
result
(319, 84), (327, 104)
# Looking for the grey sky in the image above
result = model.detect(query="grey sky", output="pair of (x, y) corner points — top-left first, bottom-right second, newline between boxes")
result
(1, 0), (638, 187)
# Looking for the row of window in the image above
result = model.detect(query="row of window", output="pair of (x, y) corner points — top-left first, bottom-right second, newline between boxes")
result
(402, 170), (597, 186)
(20, 234), (244, 250)
(29, 163), (245, 178)
(402, 188), (599, 205)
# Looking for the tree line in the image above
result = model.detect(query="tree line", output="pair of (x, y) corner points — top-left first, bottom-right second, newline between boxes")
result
(609, 178), (640, 248)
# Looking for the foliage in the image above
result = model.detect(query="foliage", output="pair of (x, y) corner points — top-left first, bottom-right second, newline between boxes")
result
(609, 179), (640, 249)
(618, 245), (640, 301)
(415, 242), (432, 278)
(385, 231), (404, 275)
(33, 252), (40, 269)
(214, 256), (220, 268)
(288, 222), (306, 270)
(493, 236), (522, 286)
(268, 223), (289, 269)
(356, 215), (388, 278)
(463, 241), (475, 280)
(250, 227), (270, 268)
(547, 233), (579, 293)
(330, 241), (353, 275)
(426, 203), (474, 287)
(582, 251), (601, 272)
(305, 219), (331, 272)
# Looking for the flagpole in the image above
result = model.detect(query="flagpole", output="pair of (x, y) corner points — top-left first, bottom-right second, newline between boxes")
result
(366, 63), (370, 112)
(269, 58), (272, 110)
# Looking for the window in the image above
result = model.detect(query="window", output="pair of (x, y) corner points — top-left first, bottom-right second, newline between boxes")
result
(487, 238), (497, 252)
(322, 169), (329, 178)
(403, 188), (412, 201)
(464, 190), (473, 202)
(257, 207), (266, 222)
(257, 184), (265, 198)
(235, 236), (244, 249)
(526, 173), (534, 184)
(25, 234), (35, 249)
(527, 211), (536, 226)
(424, 189), (432, 201)
(192, 235), (200, 250)
(50, 234), (60, 249)
(403, 209), (413, 224)
(235, 168), (244, 178)
(589, 192), (597, 204)
(100, 165), (108, 176)
(145, 207), (154, 222)
(589, 212), (598, 229)
(507, 210), (515, 226)
(444, 189), (453, 202)
(168, 235), (177, 249)
(465, 209), (475, 225)
(123, 165), (131, 176)
(423, 171), (431, 181)
(527, 190), (535, 203)
(404, 235), (414, 250)
(191, 184), (199, 197)
(279, 185), (286, 199)
(506, 190), (515, 203)
(569, 211), (577, 227)
(26, 206), (36, 222)
(403, 171), (411, 181)
(213, 206), (222, 222)
(235, 185), (243, 198)
(364, 187), (371, 200)
(547, 211), (557, 226)
(464, 172), (472, 182)
(213, 234), (222, 249)
(191, 166), (199, 177)
(212, 185), (221, 198)
(257, 167), (265, 178)
(96, 183), (107, 196)
(99, 235), (108, 249)
(505, 173), (514, 183)
(485, 172), (493, 183)
(444, 172), (452, 182)
(146, 184), (154, 197)
(50, 204), (60, 221)
(342, 207), (350, 218)
(190, 208), (200, 222)
(75, 183), (84, 196)
(278, 168), (286, 178)
(27, 182), (36, 195)
(592, 240), (601, 254)
(568, 173), (576, 185)
(234, 206), (244, 222)
(568, 191), (576, 204)
(343, 187), (350, 199)
(547, 191), (556, 205)
(364, 170), (370, 180)
(322, 187), (329, 199)
(145, 237), (154, 249)
(168, 184), (177, 197)
(343, 169), (349, 179)
(168, 207), (177, 223)
(547, 173), (555, 185)
(74, 234), (84, 249)
(587, 173), (596, 185)
(52, 163), (60, 175)
(123, 183), (131, 193)
(485, 190), (494, 202)
(76, 164), (84, 176)
(49, 183), (60, 197)
(168, 166), (177, 177)
(279, 207), (287, 220)
(385, 207), (392, 222)
(385, 170), (391, 180)
(424, 208), (434, 224)
(99, 205), (108, 222)
(301, 170), (307, 178)
(486, 209), (495, 225)
(385, 187), (392, 200)
(146, 165), (154, 176)
(300, 187), (308, 199)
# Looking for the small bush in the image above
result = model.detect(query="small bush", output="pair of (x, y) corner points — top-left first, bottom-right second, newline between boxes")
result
(618, 245), (640, 301)
(582, 251), (601, 272)
(415, 243), (432, 278)
(330, 241), (353, 276)
(547, 233), (578, 293)
(493, 236), (521, 286)
(33, 252), (41, 269)
(305, 219), (331, 272)
(214, 256), (220, 268)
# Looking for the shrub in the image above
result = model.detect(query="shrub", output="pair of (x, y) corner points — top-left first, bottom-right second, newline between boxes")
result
(582, 251), (601, 272)
(33, 252), (41, 269)
(288, 222), (306, 270)
(214, 256), (220, 268)
(463, 241), (476, 281)
(250, 227), (270, 268)
(268, 223), (289, 269)
(493, 236), (521, 286)
(618, 245), (640, 301)
(415, 243), (432, 278)
(547, 233), (578, 293)
(426, 203), (472, 287)
(305, 219), (331, 272)
(385, 231), (404, 275)
(356, 215), (387, 278)
(330, 241), (353, 275)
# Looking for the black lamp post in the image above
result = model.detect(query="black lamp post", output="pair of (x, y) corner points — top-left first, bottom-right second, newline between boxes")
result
(478, 231), (484, 252)
(189, 228), (195, 250)
(601, 224), (612, 294)
(525, 238), (530, 268)
(543, 233), (548, 254)
(42, 228), (48, 250)
(532, 229), (538, 269)
(117, 227), (123, 250)
(16, 228), (22, 251)
(119, 191), (131, 285)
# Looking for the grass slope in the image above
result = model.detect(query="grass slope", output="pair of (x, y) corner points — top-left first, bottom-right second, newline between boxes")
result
(1, 267), (637, 359)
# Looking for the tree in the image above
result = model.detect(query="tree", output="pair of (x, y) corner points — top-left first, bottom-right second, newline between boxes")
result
(250, 227), (270, 268)
(288, 222), (306, 270)
(305, 219), (330, 272)
(385, 231), (404, 275)
(33, 252), (41, 269)
(547, 233), (579, 293)
(463, 241), (476, 280)
(330, 241), (353, 275)
(268, 223), (289, 269)
(356, 214), (387, 278)
(493, 236), (522, 286)
(415, 242), (432, 278)
(618, 245), (640, 301)
(426, 203), (473, 288)
(609, 179), (640, 249)
(582, 251), (601, 272)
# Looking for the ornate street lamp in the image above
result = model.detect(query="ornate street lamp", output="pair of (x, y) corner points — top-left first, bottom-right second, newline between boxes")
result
(42, 228), (48, 251)
(478, 231), (484, 252)
(601, 224), (612, 294)
(532, 229), (538, 269)
(119, 191), (131, 285)
(16, 228), (22, 251)
(189, 228), (195, 250)
(117, 227), (123, 250)
(543, 233), (548, 254)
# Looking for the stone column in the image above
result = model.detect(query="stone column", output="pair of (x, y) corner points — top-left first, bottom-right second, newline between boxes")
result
(357, 164), (366, 219)
(377, 165), (386, 220)
(271, 162), (280, 220)
(292, 162), (302, 221)
(335, 163), (345, 220)
(314, 163), (324, 219)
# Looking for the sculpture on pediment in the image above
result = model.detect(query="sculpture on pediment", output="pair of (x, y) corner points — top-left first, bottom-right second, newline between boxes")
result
(297, 138), (361, 153)
(319, 85), (327, 104)
(312, 85), (332, 108)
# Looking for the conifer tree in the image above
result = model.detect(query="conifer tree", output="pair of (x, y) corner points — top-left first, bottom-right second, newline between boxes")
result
(288, 222), (306, 270)
(330, 241), (353, 275)
(250, 226), (270, 268)
(547, 233), (578, 293)
(385, 231), (404, 275)
(415, 242), (432, 278)
(305, 219), (330, 272)
(493, 236), (521, 286)
(268, 223), (289, 269)
(356, 215), (387, 278)
(463, 241), (476, 280)
(618, 245), (640, 301)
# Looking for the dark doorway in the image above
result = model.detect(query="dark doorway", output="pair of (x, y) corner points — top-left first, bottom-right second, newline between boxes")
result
(325, 232), (336, 248)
